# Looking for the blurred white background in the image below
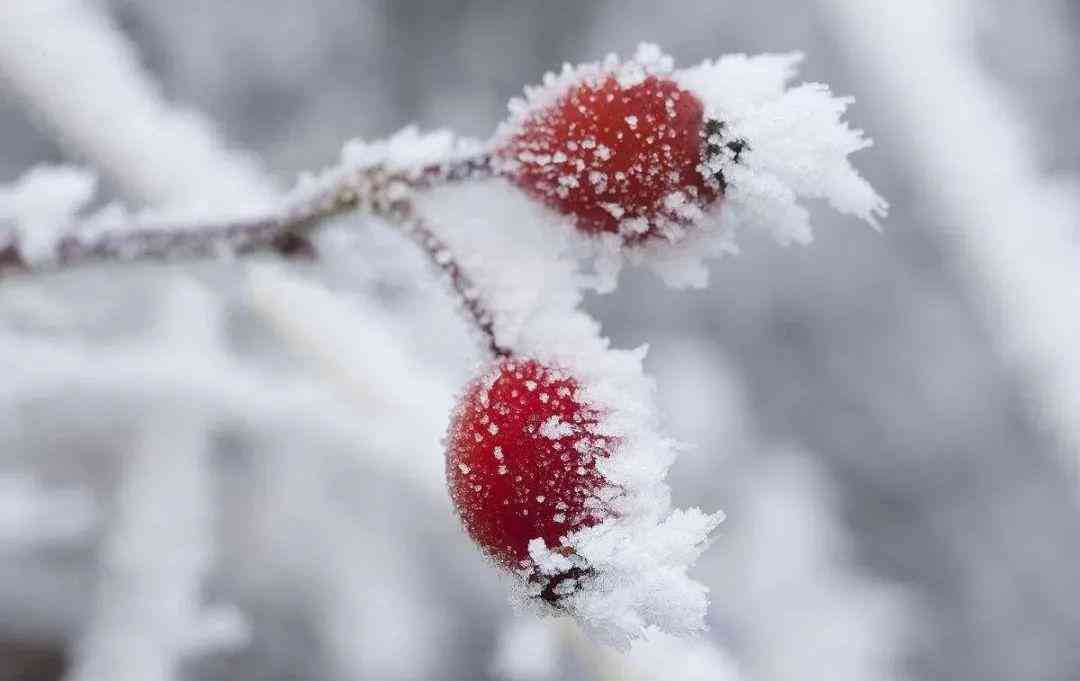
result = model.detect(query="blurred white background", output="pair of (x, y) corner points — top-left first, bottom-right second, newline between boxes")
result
(1, 1), (1079, 680)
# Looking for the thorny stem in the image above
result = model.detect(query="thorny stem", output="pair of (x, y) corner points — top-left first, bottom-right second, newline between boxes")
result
(0, 152), (511, 356)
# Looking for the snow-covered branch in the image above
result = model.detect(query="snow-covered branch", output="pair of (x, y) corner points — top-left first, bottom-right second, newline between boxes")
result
(0, 152), (491, 273)
(0, 0), (274, 210)
(1, 149), (506, 352)
(819, 0), (1080, 473)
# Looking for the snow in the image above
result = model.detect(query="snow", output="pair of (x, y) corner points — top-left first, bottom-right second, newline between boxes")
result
(651, 342), (912, 681)
(539, 415), (576, 439)
(284, 125), (484, 211)
(666, 47), (886, 287)
(683, 51), (886, 220)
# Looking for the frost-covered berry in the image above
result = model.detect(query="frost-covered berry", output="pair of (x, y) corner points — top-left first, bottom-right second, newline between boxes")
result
(446, 358), (616, 597)
(495, 73), (729, 244)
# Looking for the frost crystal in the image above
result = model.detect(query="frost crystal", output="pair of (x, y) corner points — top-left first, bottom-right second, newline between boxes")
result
(285, 125), (484, 209)
(538, 415), (575, 440)
(663, 49), (887, 287)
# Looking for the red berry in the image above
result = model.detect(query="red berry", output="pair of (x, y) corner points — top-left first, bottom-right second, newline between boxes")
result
(497, 74), (718, 244)
(446, 358), (616, 585)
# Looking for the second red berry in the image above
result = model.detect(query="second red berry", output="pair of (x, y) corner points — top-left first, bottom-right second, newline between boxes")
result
(445, 358), (616, 592)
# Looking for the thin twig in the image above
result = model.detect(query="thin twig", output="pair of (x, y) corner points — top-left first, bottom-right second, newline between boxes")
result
(384, 200), (511, 357)
(0, 153), (509, 355)
(0, 154), (493, 272)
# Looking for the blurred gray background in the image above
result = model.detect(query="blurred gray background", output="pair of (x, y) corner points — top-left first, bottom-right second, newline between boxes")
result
(2, 1), (1079, 681)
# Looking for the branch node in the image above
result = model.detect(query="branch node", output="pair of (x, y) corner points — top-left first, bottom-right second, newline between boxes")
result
(271, 232), (318, 261)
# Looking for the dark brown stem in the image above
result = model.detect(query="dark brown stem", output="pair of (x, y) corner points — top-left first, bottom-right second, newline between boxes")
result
(383, 199), (512, 358)
(0, 152), (510, 356)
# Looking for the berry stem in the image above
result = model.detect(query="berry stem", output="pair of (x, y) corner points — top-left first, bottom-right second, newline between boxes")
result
(0, 152), (509, 357)
(0, 153), (494, 276)
(382, 199), (511, 358)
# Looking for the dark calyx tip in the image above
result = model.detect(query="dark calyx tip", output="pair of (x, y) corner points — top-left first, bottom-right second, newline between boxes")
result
(703, 119), (748, 192)
(536, 565), (592, 606)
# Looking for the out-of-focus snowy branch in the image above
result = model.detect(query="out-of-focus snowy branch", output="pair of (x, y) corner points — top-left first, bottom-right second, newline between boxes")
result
(245, 264), (484, 680)
(715, 452), (911, 681)
(64, 280), (248, 681)
(246, 264), (464, 494)
(649, 342), (912, 681)
(819, 0), (1080, 475)
(0, 476), (96, 553)
(0, 0), (274, 211)
(0, 2), (290, 664)
(0, 314), (444, 495)
(66, 412), (248, 681)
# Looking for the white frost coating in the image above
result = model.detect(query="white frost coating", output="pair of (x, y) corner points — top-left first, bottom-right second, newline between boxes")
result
(340, 125), (483, 172)
(495, 43), (675, 148)
(284, 125), (484, 209)
(492, 43), (884, 291)
(538, 415), (576, 440)
(0, 165), (96, 265)
(0, 0), (274, 212)
(417, 179), (722, 647)
(666, 49), (886, 287)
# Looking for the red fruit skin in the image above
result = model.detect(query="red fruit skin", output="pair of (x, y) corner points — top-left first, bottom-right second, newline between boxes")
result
(446, 359), (614, 576)
(498, 74), (717, 243)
